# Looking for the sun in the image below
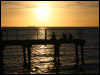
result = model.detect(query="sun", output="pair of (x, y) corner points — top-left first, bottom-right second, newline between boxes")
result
(35, 6), (50, 17)
(32, 2), (51, 27)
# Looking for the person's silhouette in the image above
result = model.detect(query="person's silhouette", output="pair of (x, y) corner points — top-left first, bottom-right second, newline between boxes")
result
(68, 32), (73, 40)
(62, 33), (67, 40)
(51, 32), (56, 40)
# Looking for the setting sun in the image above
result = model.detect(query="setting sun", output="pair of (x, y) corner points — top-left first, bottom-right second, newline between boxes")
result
(35, 7), (50, 17)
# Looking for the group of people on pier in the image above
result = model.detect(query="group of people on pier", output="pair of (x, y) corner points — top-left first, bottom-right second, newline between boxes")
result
(51, 32), (73, 41)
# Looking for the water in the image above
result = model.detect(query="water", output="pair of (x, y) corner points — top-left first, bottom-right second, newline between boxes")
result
(2, 27), (99, 74)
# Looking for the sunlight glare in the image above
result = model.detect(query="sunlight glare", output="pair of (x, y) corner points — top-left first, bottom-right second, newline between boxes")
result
(35, 6), (50, 17)
(32, 2), (52, 27)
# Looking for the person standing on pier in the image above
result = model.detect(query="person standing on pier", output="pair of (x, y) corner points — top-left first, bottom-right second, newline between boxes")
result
(51, 32), (57, 40)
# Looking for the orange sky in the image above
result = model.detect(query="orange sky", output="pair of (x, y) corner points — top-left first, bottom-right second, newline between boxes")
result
(1, 1), (99, 27)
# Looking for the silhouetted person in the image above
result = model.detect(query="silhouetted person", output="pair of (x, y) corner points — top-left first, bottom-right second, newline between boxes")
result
(68, 32), (73, 40)
(51, 32), (56, 40)
(62, 33), (67, 40)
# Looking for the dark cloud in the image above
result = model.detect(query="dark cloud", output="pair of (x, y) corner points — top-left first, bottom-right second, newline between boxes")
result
(76, 1), (99, 7)
(76, 1), (84, 5)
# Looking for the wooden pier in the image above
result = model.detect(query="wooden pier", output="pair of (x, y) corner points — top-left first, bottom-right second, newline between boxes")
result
(1, 29), (86, 74)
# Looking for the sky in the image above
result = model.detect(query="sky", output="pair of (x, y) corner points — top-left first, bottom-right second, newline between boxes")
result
(1, 1), (99, 27)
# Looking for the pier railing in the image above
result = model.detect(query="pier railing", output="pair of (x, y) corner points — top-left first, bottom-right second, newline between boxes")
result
(1, 29), (83, 41)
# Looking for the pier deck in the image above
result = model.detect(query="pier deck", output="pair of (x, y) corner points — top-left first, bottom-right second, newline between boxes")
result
(2, 39), (85, 46)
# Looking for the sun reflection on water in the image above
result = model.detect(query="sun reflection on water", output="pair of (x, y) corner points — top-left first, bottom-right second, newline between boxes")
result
(31, 44), (55, 74)
(30, 28), (56, 74)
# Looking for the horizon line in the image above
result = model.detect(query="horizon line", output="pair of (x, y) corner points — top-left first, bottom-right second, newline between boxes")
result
(1, 26), (99, 28)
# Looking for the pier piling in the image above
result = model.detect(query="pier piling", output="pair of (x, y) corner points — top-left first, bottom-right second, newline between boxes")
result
(54, 44), (60, 67)
(81, 45), (84, 64)
(54, 45), (57, 66)
(27, 46), (31, 72)
(56, 45), (60, 66)
(75, 44), (79, 65)
(23, 46), (27, 66)
(1, 46), (4, 74)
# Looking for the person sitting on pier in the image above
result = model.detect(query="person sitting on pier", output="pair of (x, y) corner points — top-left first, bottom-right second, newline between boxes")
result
(67, 32), (73, 41)
(50, 32), (57, 40)
(62, 33), (67, 40)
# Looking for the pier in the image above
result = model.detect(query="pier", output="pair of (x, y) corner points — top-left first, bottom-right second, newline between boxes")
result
(1, 29), (86, 74)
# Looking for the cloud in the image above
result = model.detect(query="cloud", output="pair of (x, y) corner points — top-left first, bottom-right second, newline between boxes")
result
(76, 1), (84, 5)
(76, 1), (99, 7)
(1, 1), (99, 10)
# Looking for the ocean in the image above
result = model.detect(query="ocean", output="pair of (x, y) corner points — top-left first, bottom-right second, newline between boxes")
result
(1, 27), (99, 74)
